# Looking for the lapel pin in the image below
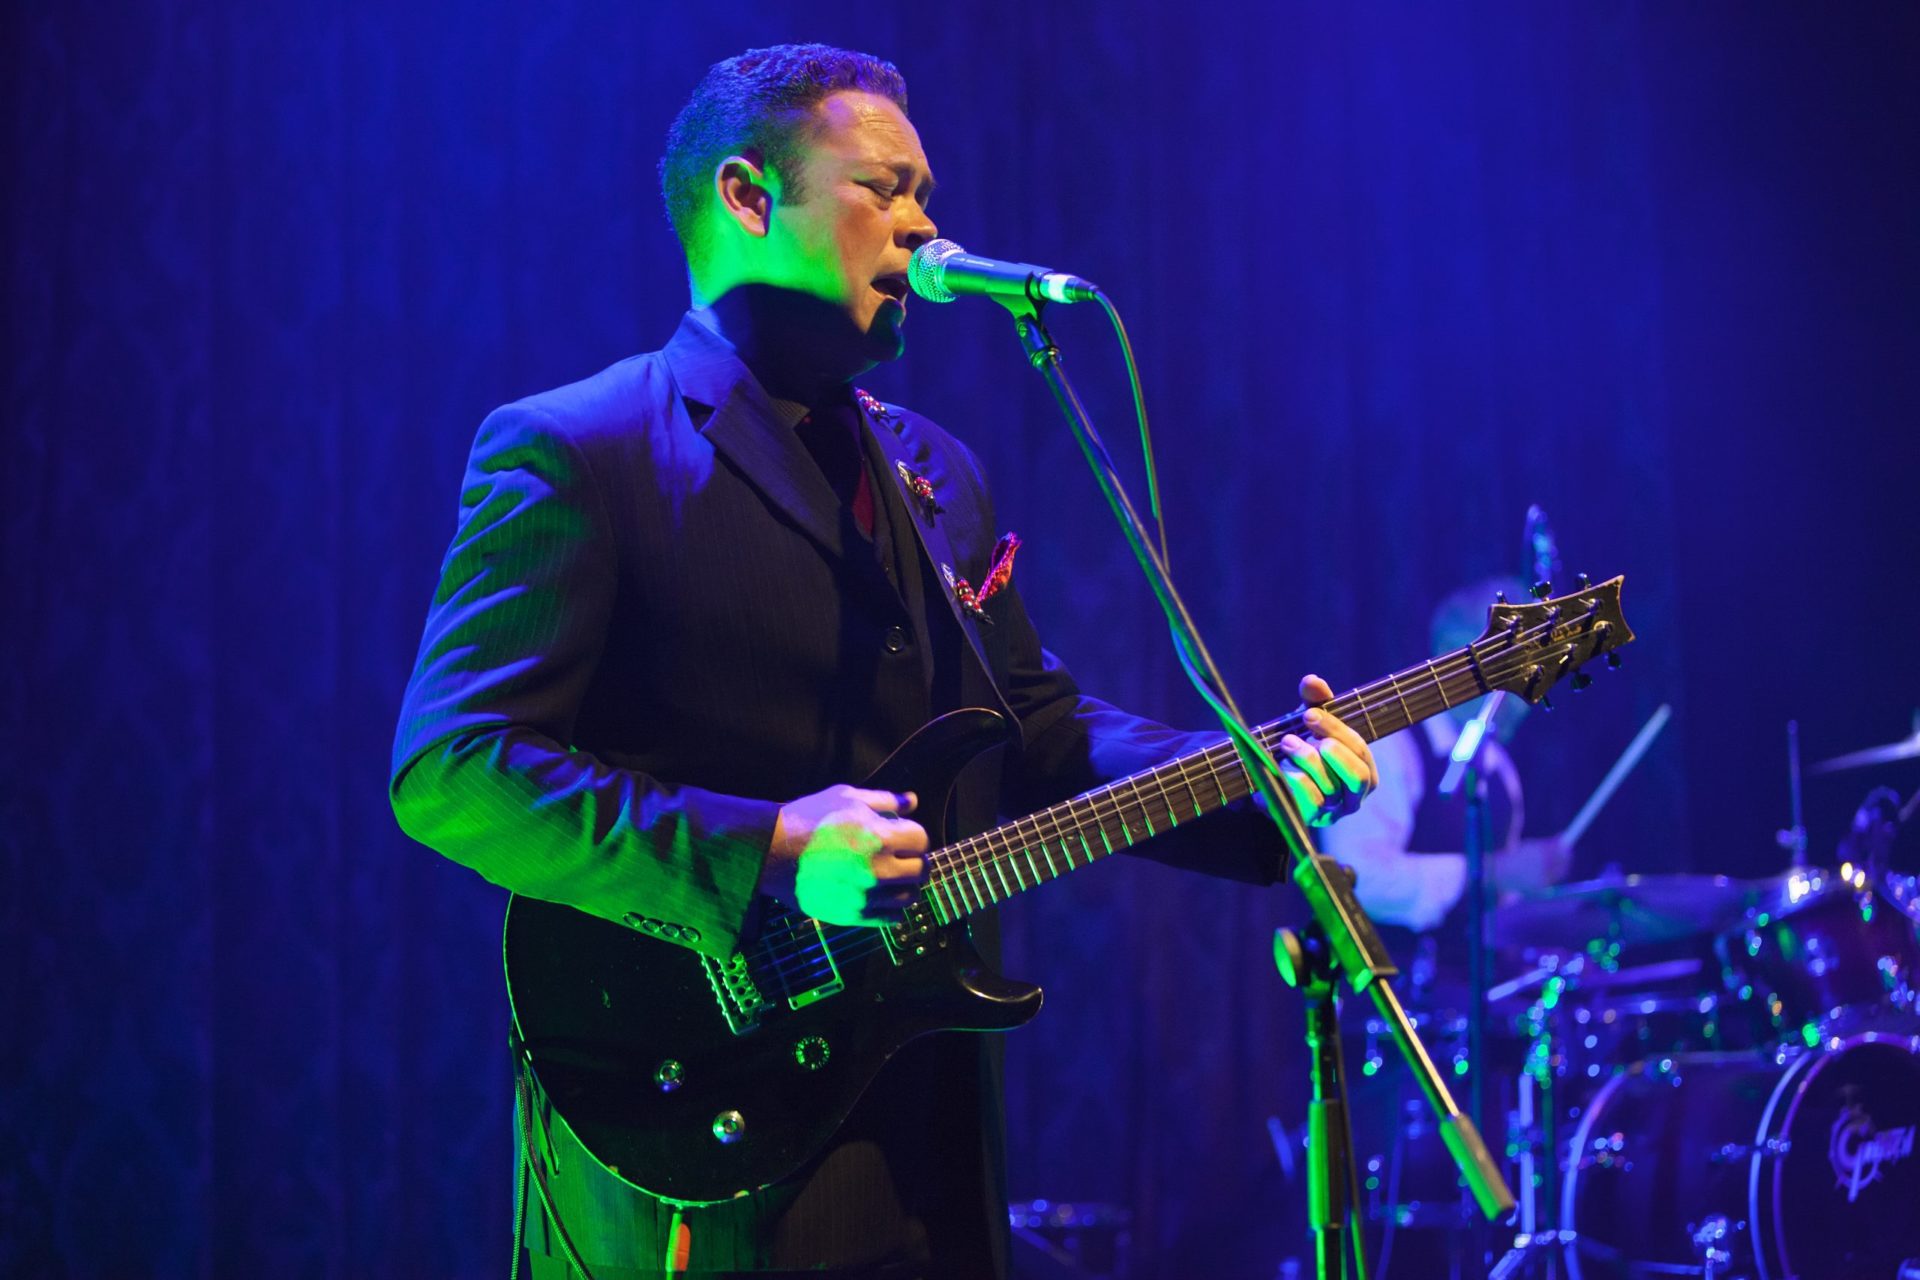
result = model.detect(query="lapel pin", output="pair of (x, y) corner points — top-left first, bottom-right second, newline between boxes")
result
(894, 460), (944, 519)
(853, 387), (905, 435)
(942, 534), (1021, 626)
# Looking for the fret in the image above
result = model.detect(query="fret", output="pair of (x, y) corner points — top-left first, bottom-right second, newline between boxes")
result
(1025, 844), (1044, 886)
(1127, 775), (1154, 838)
(1005, 852), (1027, 891)
(955, 864), (981, 914)
(1017, 811), (1053, 865)
(963, 863), (991, 908)
(1385, 670), (1415, 730)
(958, 868), (983, 913)
(1424, 659), (1453, 709)
(931, 879), (956, 922)
(993, 857), (1013, 899)
(978, 860), (1004, 904)
(944, 872), (970, 916)
(1041, 838), (1063, 876)
(1107, 784), (1134, 841)
(986, 826), (1021, 890)
(1173, 754), (1203, 820)
(1206, 751), (1231, 806)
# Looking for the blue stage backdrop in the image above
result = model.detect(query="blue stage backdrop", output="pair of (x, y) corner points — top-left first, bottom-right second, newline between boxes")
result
(5, 4), (1917, 1276)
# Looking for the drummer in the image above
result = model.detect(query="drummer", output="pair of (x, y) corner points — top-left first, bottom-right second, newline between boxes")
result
(1320, 577), (1572, 993)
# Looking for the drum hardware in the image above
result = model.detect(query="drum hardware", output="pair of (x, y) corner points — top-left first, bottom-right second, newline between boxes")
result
(1492, 873), (1757, 951)
(1558, 1034), (1920, 1280)
(1008, 1200), (1133, 1280)
(1716, 863), (1920, 1043)
(1809, 710), (1920, 774)
(1690, 1216), (1733, 1280)
(1783, 718), (1810, 865)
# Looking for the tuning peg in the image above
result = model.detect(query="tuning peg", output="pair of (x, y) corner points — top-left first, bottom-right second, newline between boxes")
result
(1575, 572), (1591, 591)
(1494, 591), (1509, 605)
(1571, 671), (1593, 692)
(1606, 652), (1622, 670)
(1540, 695), (1555, 712)
(1530, 581), (1552, 600)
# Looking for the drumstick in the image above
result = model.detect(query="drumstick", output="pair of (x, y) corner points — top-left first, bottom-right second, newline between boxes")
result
(1561, 704), (1672, 848)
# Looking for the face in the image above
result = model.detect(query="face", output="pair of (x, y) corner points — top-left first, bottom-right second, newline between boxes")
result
(759, 91), (938, 360)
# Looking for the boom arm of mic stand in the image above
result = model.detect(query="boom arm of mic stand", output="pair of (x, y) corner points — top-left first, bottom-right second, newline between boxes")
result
(999, 297), (1515, 1226)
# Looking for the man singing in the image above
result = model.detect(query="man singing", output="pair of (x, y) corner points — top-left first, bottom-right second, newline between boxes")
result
(392, 43), (1376, 1279)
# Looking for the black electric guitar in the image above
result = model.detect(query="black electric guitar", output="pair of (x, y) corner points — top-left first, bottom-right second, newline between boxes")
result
(504, 578), (1634, 1203)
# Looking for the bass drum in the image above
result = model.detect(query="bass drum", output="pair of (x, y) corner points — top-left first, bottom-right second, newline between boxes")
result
(1562, 1034), (1920, 1280)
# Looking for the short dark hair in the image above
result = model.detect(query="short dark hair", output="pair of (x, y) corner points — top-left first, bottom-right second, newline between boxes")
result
(660, 43), (909, 262)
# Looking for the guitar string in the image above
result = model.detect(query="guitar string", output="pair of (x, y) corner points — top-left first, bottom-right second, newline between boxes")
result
(923, 615), (1588, 892)
(742, 612), (1608, 982)
(744, 627), (1592, 987)
(743, 615), (1603, 983)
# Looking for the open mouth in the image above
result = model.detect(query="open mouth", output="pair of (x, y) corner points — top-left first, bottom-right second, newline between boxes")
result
(872, 274), (909, 305)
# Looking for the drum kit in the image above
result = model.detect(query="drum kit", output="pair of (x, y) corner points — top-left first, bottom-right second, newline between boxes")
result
(1348, 728), (1920, 1280)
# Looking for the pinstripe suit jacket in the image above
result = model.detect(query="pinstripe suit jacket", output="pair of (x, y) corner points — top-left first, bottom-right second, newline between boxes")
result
(391, 312), (1283, 956)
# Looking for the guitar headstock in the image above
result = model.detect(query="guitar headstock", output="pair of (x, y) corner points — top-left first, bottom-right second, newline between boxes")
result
(1473, 575), (1635, 707)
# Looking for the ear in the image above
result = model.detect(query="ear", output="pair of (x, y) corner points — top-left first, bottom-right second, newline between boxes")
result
(713, 153), (777, 239)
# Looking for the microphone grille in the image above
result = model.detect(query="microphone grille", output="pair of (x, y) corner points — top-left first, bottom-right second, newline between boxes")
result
(908, 239), (963, 303)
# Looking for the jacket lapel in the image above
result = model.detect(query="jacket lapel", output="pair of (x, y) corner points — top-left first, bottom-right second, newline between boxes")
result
(697, 383), (847, 562)
(865, 413), (1015, 721)
(661, 314), (847, 562)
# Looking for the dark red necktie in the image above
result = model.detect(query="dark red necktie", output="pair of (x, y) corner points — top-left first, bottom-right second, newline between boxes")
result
(796, 404), (874, 538)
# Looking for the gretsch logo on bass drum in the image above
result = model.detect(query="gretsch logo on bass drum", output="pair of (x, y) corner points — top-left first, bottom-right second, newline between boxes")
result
(1829, 1102), (1917, 1202)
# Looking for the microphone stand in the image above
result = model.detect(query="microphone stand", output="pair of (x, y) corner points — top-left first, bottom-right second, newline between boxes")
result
(996, 296), (1514, 1278)
(1436, 692), (1506, 1140)
(1437, 693), (1504, 1277)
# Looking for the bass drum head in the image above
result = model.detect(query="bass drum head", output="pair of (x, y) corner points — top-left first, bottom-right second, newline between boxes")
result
(1561, 1053), (1776, 1280)
(1762, 1034), (1920, 1278)
(1562, 1036), (1920, 1280)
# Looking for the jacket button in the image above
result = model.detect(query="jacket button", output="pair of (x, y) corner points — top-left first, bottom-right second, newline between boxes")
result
(882, 625), (909, 654)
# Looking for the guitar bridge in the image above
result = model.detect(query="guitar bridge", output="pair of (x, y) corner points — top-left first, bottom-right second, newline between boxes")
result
(700, 950), (771, 1036)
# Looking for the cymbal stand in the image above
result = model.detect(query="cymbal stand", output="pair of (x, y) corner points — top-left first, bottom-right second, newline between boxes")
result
(1780, 720), (1808, 866)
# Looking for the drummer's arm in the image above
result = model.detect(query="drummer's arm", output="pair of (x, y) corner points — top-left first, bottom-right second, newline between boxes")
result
(1318, 730), (1466, 931)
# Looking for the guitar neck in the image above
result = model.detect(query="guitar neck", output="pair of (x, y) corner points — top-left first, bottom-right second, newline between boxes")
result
(920, 646), (1499, 925)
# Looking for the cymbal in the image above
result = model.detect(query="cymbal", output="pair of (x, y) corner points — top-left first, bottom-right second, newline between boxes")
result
(1811, 727), (1920, 774)
(1492, 873), (1758, 950)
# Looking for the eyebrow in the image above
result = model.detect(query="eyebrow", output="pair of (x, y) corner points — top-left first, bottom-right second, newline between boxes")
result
(883, 161), (935, 200)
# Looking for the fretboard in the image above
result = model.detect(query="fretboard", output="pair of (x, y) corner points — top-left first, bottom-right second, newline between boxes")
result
(921, 644), (1501, 925)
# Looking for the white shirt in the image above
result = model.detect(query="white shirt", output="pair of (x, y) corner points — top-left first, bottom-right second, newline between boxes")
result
(1317, 718), (1524, 931)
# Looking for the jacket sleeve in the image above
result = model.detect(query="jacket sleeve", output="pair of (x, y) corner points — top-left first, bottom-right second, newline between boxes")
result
(390, 403), (778, 958)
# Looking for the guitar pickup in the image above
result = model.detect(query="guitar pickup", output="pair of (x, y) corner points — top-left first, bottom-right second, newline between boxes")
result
(786, 918), (845, 1010)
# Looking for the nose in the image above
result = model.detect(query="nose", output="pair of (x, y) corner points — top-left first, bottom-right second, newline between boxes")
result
(900, 201), (937, 251)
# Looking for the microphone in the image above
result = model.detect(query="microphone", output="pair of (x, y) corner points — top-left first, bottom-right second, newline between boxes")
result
(907, 239), (1101, 306)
